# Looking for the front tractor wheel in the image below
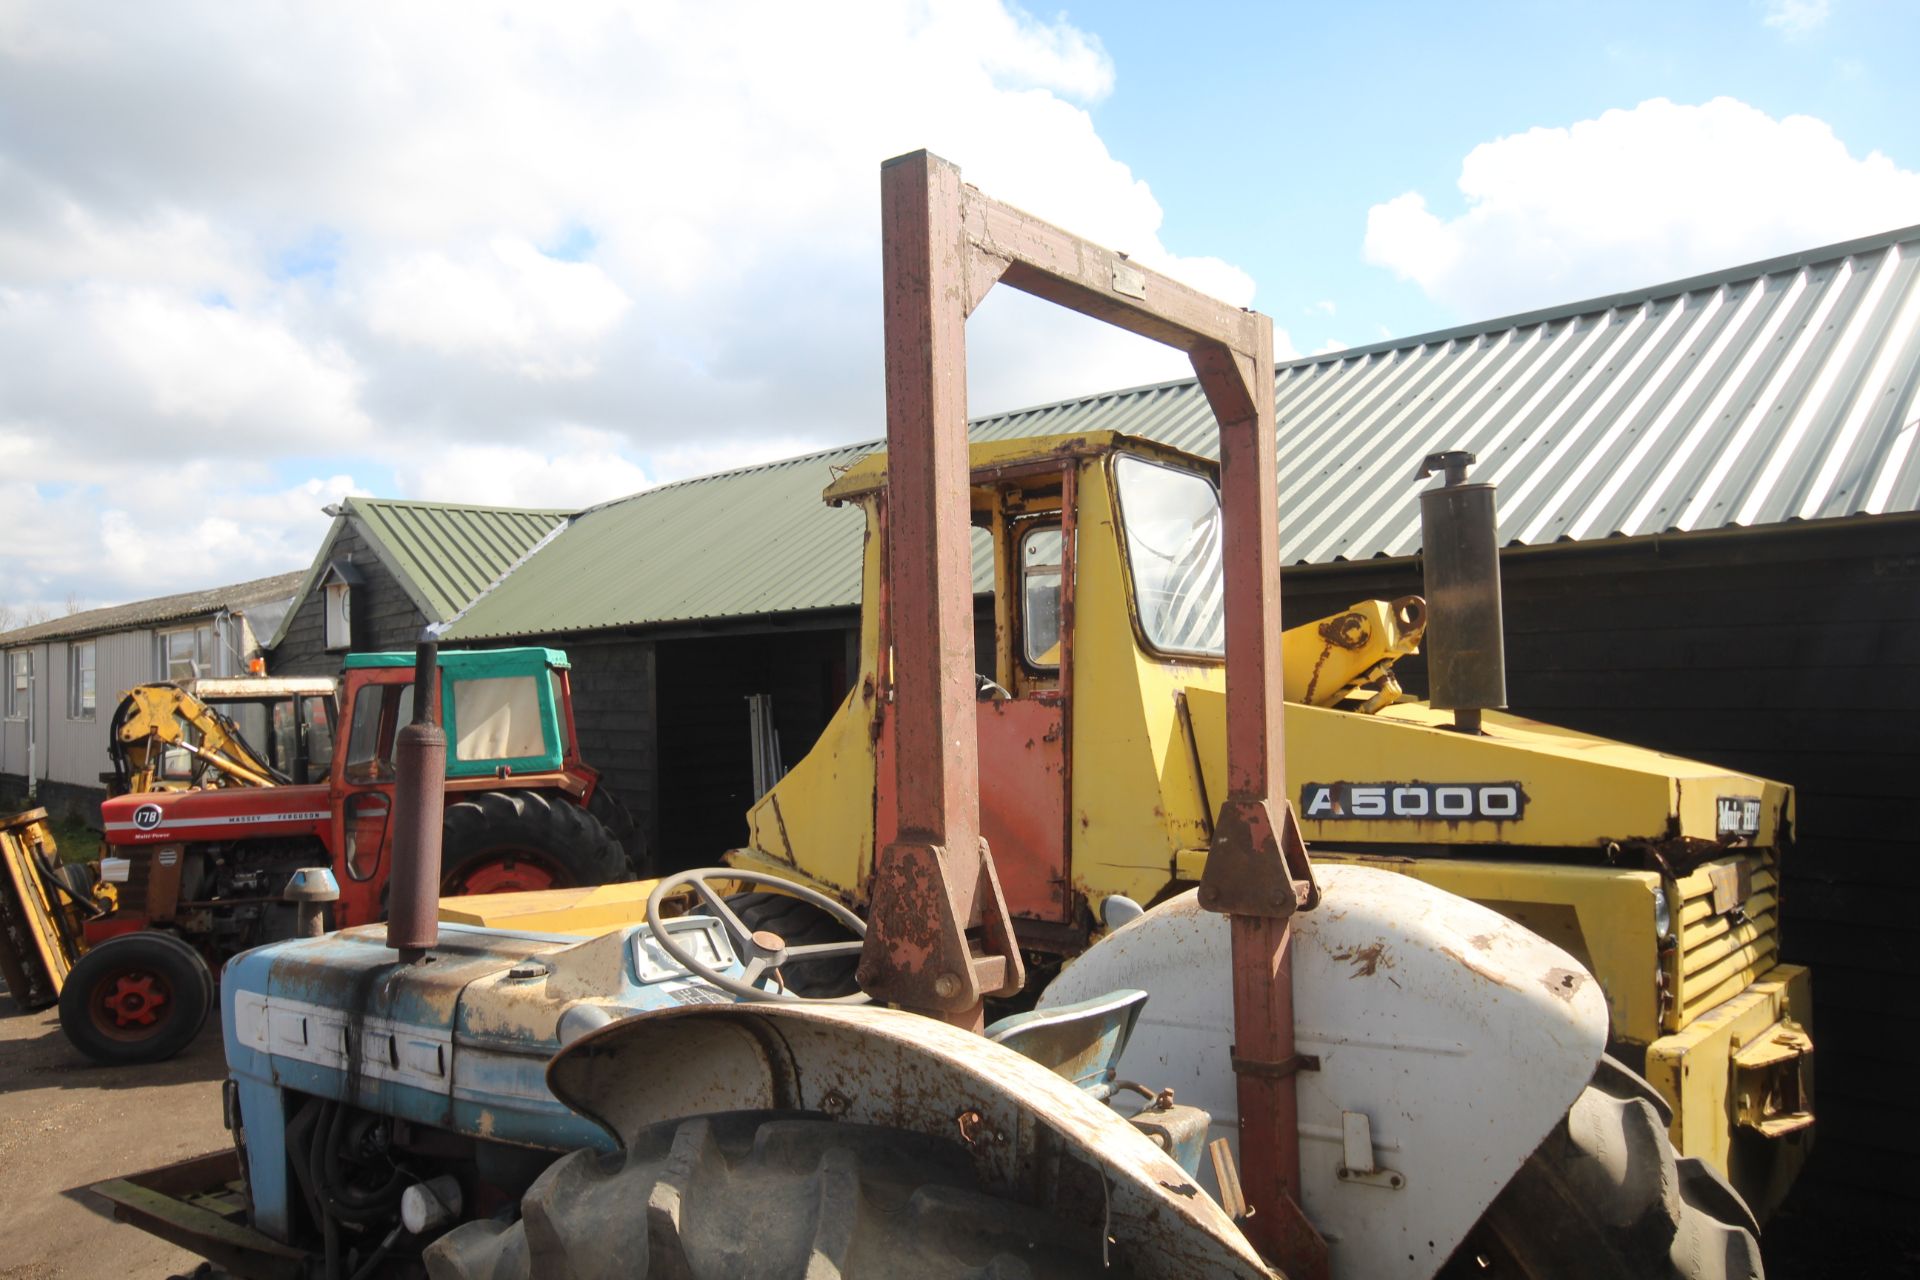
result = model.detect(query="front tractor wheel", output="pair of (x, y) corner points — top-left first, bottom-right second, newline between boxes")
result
(58, 930), (214, 1066)
(1454, 1057), (1765, 1280)
(439, 790), (632, 898)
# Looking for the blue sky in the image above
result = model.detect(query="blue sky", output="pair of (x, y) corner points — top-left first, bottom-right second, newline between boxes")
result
(1073, 0), (1920, 352)
(1, 0), (1916, 618)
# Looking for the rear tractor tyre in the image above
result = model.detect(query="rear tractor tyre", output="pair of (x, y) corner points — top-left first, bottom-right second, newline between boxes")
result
(58, 930), (214, 1066)
(426, 1112), (1123, 1279)
(440, 790), (632, 897)
(1462, 1057), (1765, 1280)
(584, 783), (651, 876)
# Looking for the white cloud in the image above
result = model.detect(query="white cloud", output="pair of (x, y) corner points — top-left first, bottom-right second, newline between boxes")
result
(1364, 97), (1920, 319)
(0, 1), (1257, 607)
(0, 459), (364, 614)
(390, 428), (652, 509)
(1763, 0), (1831, 38)
(359, 238), (631, 376)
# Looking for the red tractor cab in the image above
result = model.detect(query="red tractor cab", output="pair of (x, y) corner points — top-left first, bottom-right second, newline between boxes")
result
(70, 647), (638, 1064)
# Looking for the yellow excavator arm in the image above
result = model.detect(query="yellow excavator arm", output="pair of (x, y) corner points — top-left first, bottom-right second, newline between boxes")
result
(1281, 595), (1427, 711)
(107, 684), (288, 794)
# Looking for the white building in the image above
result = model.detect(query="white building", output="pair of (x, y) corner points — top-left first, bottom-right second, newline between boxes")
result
(0, 571), (302, 815)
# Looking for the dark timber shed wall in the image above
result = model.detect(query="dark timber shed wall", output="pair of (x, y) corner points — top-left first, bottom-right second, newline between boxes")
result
(652, 625), (854, 868)
(1284, 513), (1920, 1222)
(271, 527), (429, 676)
(559, 636), (660, 861)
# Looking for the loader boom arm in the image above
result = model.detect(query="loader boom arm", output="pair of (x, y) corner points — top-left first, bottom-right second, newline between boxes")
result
(108, 684), (288, 794)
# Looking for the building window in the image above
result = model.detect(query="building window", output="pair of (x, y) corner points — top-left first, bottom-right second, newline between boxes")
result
(319, 559), (363, 652)
(68, 642), (96, 719)
(158, 624), (216, 683)
(325, 579), (353, 650)
(6, 650), (27, 719)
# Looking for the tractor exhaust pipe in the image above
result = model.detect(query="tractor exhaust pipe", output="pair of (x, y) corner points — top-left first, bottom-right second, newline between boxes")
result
(385, 635), (446, 962)
(1417, 450), (1507, 734)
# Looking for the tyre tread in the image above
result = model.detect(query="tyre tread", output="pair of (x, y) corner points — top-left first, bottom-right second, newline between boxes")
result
(426, 1113), (1117, 1279)
(1472, 1057), (1764, 1280)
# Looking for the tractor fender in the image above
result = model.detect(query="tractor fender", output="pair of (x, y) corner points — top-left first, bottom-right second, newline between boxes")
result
(1040, 863), (1609, 1280)
(546, 1001), (1276, 1279)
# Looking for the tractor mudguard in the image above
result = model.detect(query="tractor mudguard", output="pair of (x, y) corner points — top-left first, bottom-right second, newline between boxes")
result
(1041, 863), (1609, 1280)
(534, 1001), (1276, 1279)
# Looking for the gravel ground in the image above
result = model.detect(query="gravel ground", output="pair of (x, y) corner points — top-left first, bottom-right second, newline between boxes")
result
(0, 993), (226, 1280)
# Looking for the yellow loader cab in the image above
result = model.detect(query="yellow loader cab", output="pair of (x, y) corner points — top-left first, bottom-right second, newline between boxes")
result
(731, 430), (1812, 1216)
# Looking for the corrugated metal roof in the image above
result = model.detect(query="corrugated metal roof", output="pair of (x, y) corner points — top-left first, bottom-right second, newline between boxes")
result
(445, 221), (1920, 641)
(0, 571), (305, 648)
(265, 498), (572, 652)
(447, 447), (877, 639)
(347, 497), (571, 622)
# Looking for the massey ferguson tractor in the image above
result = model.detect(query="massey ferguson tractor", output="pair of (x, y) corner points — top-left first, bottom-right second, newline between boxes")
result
(92, 154), (1762, 1279)
(20, 646), (639, 1065)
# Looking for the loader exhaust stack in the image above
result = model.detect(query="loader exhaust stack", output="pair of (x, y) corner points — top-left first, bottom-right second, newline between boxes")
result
(1418, 450), (1507, 734)
(385, 636), (446, 962)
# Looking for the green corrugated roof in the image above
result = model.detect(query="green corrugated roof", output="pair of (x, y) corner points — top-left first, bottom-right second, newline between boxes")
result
(269, 498), (570, 650)
(350, 497), (570, 621)
(444, 448), (875, 640)
(437, 220), (1920, 642)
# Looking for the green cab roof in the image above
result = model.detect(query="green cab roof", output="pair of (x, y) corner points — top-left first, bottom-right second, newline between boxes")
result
(343, 646), (570, 673)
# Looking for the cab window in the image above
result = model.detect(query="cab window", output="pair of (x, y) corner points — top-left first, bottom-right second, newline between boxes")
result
(344, 685), (412, 782)
(302, 695), (336, 783)
(1113, 455), (1225, 657)
(1021, 526), (1063, 668)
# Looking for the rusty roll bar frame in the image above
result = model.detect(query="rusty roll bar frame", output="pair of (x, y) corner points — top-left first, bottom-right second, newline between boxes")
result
(859, 150), (1325, 1275)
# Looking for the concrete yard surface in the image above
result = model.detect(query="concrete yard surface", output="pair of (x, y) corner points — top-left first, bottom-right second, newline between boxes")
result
(0, 995), (226, 1280)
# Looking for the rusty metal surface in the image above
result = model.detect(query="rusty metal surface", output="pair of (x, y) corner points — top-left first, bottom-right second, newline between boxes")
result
(867, 148), (1315, 1266)
(1418, 453), (1508, 717)
(384, 644), (447, 958)
(546, 1001), (1277, 1278)
(91, 1150), (307, 1280)
(976, 697), (1068, 922)
(1056, 459), (1080, 920)
(863, 150), (1021, 1026)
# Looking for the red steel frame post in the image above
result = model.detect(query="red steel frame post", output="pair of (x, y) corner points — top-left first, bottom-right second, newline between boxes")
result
(859, 151), (1025, 1029)
(861, 150), (1324, 1272)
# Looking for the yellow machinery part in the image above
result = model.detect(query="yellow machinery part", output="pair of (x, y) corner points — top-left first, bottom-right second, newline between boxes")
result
(1643, 964), (1813, 1221)
(112, 684), (285, 793)
(1281, 595), (1426, 709)
(0, 809), (87, 1010)
(731, 433), (1810, 1213)
(438, 878), (709, 938)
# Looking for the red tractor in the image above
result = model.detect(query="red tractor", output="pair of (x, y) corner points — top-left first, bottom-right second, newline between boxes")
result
(63, 646), (640, 1064)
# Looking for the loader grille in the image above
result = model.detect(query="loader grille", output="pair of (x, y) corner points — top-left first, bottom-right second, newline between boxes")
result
(1669, 850), (1780, 1032)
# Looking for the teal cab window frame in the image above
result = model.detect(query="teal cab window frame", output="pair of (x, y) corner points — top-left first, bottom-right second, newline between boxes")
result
(341, 647), (569, 778)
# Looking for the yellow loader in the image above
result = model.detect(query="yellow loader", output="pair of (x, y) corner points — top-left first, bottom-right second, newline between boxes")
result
(727, 428), (1813, 1218)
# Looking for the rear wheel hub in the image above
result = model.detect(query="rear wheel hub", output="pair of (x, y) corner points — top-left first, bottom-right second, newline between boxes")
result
(97, 972), (170, 1031)
(451, 854), (558, 896)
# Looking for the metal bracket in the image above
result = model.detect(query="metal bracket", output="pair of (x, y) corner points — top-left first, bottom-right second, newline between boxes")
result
(1334, 1110), (1405, 1190)
(1230, 1050), (1321, 1080)
(1199, 797), (1320, 919)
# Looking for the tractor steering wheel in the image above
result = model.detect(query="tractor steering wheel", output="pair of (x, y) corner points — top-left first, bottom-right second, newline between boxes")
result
(644, 868), (871, 1004)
